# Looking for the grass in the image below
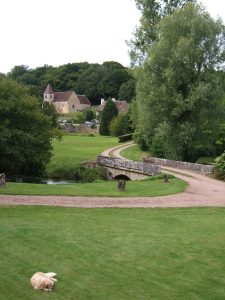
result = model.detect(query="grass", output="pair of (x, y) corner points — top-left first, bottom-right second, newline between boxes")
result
(0, 206), (224, 299)
(0, 177), (186, 197)
(47, 134), (119, 175)
(120, 144), (149, 161)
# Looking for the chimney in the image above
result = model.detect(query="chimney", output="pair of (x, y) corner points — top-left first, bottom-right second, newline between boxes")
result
(101, 98), (104, 105)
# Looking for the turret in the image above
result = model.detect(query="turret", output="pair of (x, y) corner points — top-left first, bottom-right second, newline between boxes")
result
(43, 84), (54, 102)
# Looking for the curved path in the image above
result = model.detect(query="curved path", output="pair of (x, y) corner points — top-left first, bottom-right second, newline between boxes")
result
(0, 143), (225, 208)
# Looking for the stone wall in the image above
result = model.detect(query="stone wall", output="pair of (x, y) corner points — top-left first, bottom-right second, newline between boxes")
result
(143, 157), (214, 174)
(97, 156), (161, 176)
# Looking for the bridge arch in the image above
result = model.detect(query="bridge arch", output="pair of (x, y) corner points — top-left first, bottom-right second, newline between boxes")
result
(113, 174), (131, 180)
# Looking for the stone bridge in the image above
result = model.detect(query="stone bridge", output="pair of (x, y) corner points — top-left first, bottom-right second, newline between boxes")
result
(97, 155), (161, 181)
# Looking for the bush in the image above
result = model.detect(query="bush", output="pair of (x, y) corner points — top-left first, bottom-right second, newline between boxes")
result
(48, 164), (107, 182)
(118, 133), (133, 143)
(196, 157), (215, 165)
(214, 152), (225, 180)
(109, 112), (132, 137)
(84, 109), (95, 121)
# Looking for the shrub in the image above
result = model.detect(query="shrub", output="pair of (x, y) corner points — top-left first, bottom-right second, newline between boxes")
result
(214, 152), (225, 180)
(109, 112), (132, 137)
(84, 109), (95, 121)
(118, 133), (133, 143)
(48, 164), (107, 182)
(196, 157), (215, 165)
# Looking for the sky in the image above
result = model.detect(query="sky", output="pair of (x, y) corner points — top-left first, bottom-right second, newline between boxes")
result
(0, 0), (225, 74)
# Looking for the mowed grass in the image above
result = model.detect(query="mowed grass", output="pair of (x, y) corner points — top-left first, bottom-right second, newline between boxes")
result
(0, 177), (186, 197)
(0, 206), (225, 300)
(120, 144), (149, 161)
(47, 134), (119, 173)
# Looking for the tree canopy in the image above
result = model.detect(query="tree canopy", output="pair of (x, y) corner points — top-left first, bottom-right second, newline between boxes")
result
(135, 4), (225, 161)
(128, 0), (196, 65)
(6, 61), (135, 105)
(0, 79), (54, 177)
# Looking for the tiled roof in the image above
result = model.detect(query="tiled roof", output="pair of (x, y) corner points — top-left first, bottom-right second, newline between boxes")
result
(77, 95), (91, 105)
(44, 85), (91, 105)
(44, 84), (54, 94)
(97, 100), (129, 113)
(53, 91), (73, 102)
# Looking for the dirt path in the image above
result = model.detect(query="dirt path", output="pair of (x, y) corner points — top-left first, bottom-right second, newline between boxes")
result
(0, 143), (224, 208)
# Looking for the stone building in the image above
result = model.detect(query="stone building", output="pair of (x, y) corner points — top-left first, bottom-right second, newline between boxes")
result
(43, 84), (91, 114)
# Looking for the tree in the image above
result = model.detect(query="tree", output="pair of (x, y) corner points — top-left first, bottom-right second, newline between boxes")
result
(42, 101), (58, 128)
(0, 79), (54, 177)
(128, 0), (196, 65)
(109, 112), (132, 136)
(99, 99), (118, 136)
(118, 78), (136, 102)
(135, 4), (225, 161)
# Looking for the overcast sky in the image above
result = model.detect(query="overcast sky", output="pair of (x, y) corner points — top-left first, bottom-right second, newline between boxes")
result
(1, 0), (225, 74)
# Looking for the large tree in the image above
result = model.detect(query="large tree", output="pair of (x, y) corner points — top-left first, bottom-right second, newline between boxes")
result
(0, 79), (54, 177)
(99, 99), (118, 136)
(128, 0), (196, 66)
(135, 4), (225, 161)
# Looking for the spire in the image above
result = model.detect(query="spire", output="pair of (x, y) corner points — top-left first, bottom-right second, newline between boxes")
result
(44, 84), (54, 94)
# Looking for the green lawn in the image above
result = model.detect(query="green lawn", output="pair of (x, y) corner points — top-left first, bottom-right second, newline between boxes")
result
(0, 206), (224, 299)
(120, 144), (149, 161)
(0, 177), (186, 197)
(47, 134), (119, 174)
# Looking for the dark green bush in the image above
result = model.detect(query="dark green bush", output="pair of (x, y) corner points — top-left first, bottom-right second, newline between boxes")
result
(118, 133), (133, 143)
(196, 157), (215, 165)
(214, 152), (225, 180)
(48, 164), (107, 182)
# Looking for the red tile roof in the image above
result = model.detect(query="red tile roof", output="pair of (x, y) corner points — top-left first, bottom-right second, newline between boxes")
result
(44, 85), (91, 105)
(77, 95), (91, 105)
(53, 91), (73, 102)
(97, 100), (129, 113)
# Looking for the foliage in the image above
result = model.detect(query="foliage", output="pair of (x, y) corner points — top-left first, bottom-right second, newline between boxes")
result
(109, 112), (132, 136)
(84, 108), (95, 121)
(118, 78), (136, 102)
(118, 133), (133, 143)
(0, 79), (54, 177)
(42, 101), (58, 128)
(47, 164), (107, 182)
(7, 61), (135, 105)
(135, 4), (225, 161)
(128, 0), (196, 65)
(195, 157), (215, 165)
(214, 152), (225, 180)
(99, 99), (118, 136)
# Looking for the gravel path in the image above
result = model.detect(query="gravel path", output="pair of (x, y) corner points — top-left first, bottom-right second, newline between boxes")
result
(0, 143), (224, 208)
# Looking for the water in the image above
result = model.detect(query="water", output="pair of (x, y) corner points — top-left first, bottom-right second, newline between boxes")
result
(7, 177), (76, 185)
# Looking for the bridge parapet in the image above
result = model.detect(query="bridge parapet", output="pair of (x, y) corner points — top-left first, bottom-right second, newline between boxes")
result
(97, 155), (161, 176)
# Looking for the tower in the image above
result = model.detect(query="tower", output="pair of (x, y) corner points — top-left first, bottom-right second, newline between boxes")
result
(43, 84), (54, 103)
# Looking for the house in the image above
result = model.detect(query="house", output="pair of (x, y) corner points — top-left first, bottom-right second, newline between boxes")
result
(96, 98), (129, 119)
(43, 84), (91, 114)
